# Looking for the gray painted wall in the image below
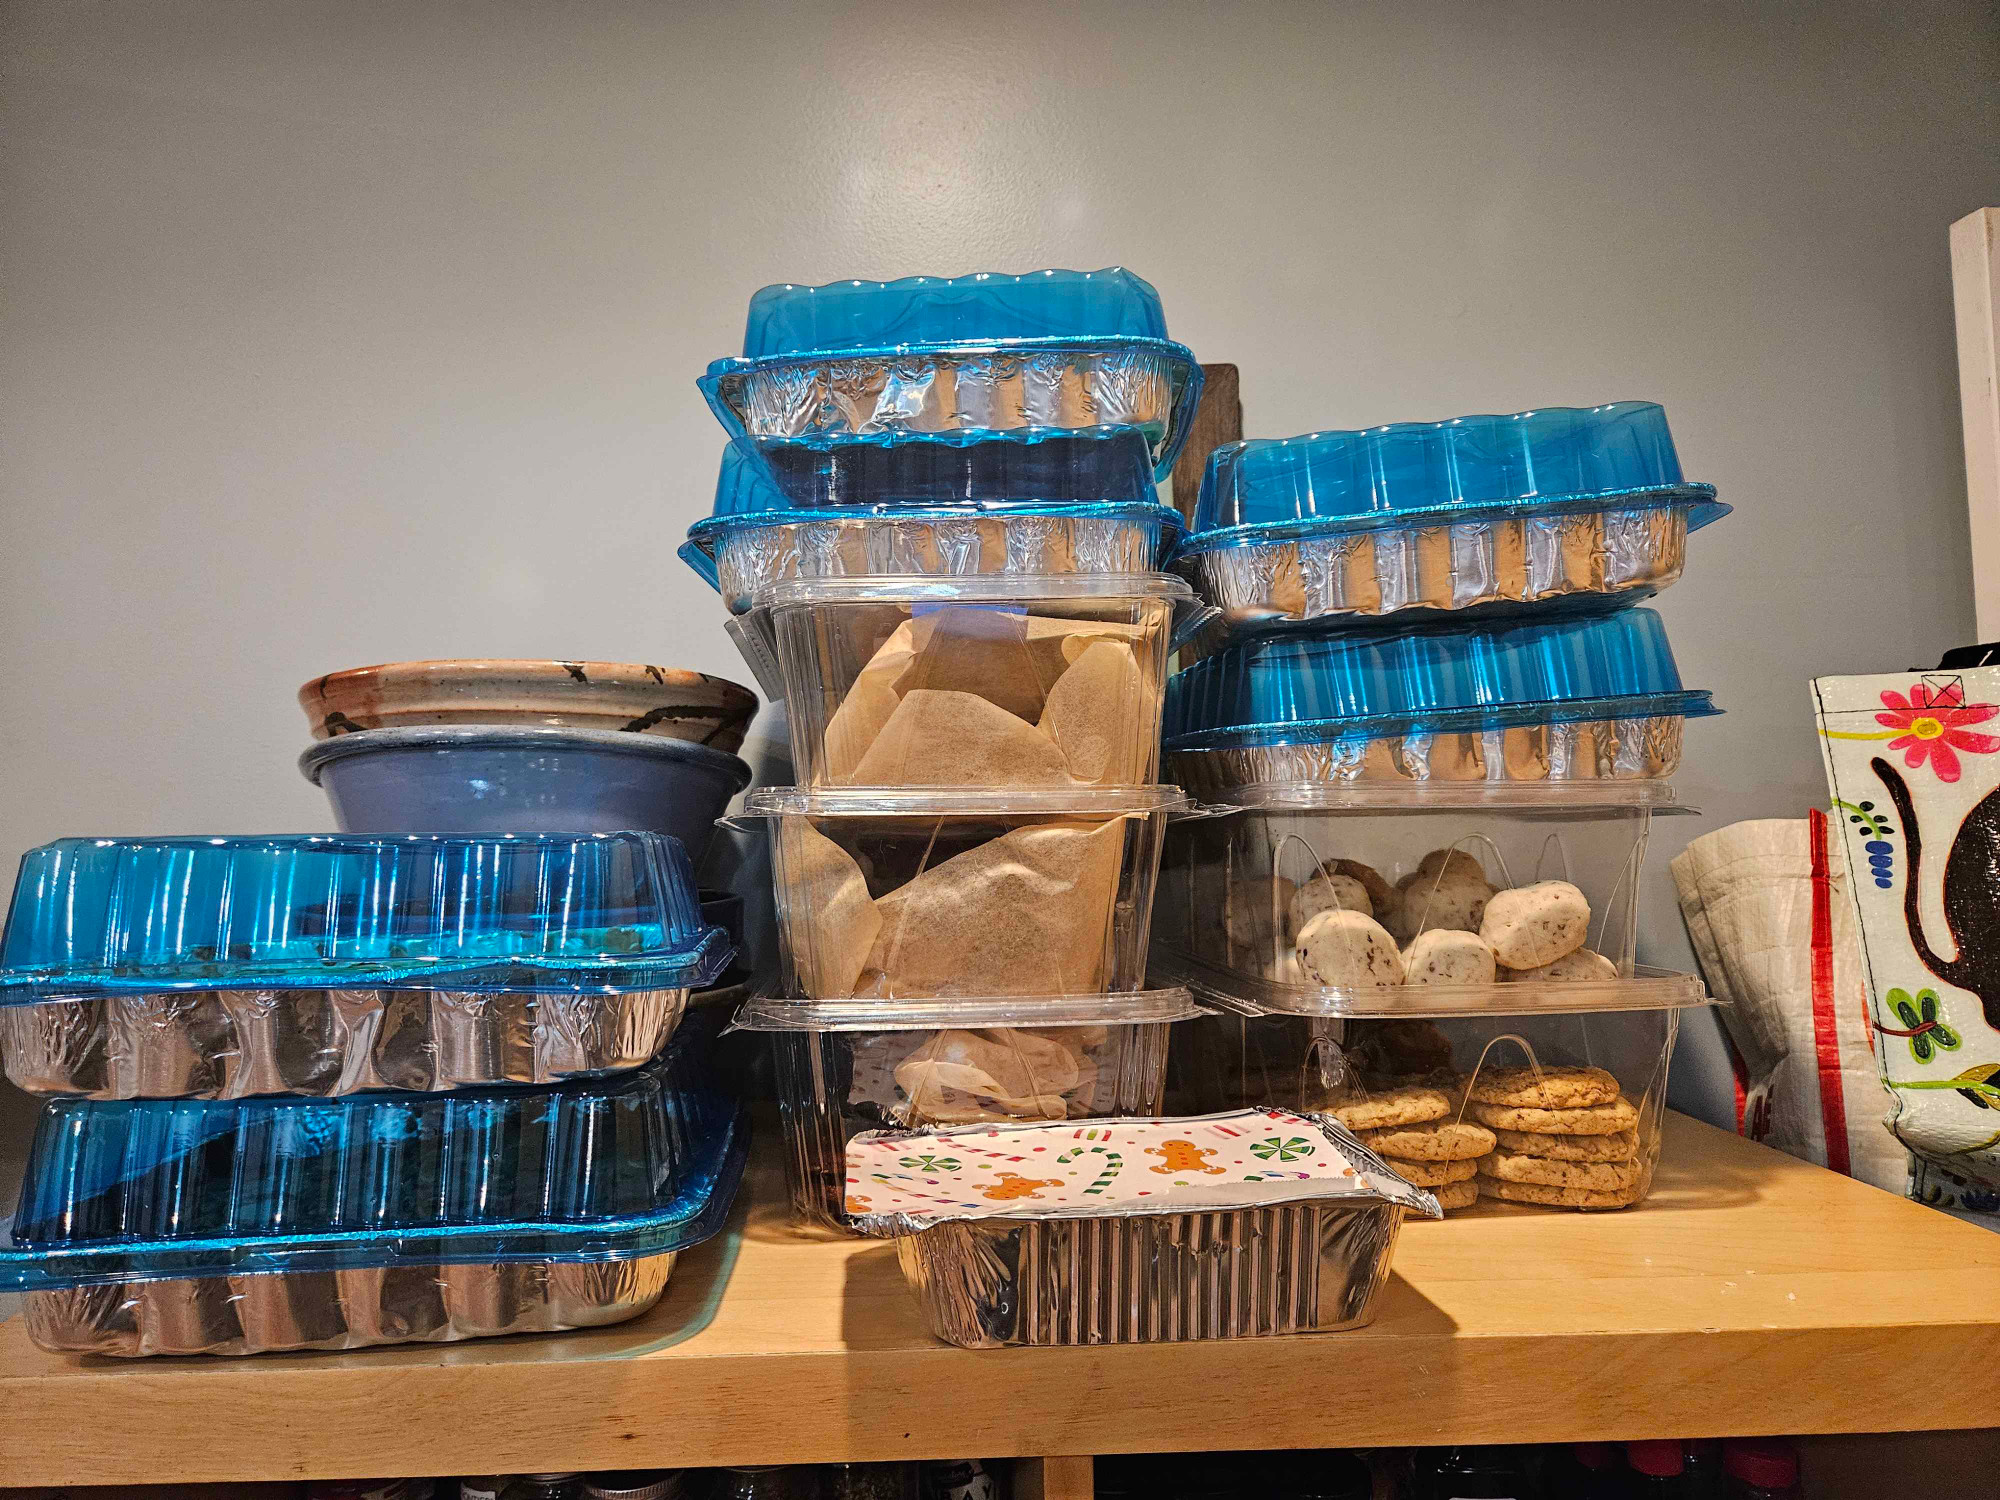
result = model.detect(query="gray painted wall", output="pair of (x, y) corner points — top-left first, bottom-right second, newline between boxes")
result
(2, 1), (1996, 1151)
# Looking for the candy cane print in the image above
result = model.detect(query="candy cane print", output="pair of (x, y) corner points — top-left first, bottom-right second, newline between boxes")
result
(1056, 1143), (1125, 1195)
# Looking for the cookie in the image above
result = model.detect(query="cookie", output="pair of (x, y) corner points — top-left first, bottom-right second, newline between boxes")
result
(1383, 1154), (1478, 1187)
(1401, 927), (1497, 986)
(1479, 1149), (1643, 1192)
(1290, 869), (1372, 930)
(1432, 1178), (1478, 1212)
(1325, 1083), (1451, 1132)
(1478, 1176), (1644, 1210)
(1356, 1120), (1496, 1161)
(1467, 1064), (1620, 1109)
(1295, 908), (1405, 986)
(1491, 1126), (1638, 1162)
(1503, 946), (1618, 983)
(1480, 880), (1590, 970)
(1467, 1094), (1639, 1135)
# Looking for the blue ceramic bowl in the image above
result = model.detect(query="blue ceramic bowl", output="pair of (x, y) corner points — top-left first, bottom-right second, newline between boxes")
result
(301, 726), (752, 861)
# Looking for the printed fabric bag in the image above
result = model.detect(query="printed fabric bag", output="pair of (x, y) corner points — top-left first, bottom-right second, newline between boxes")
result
(1814, 666), (2000, 1214)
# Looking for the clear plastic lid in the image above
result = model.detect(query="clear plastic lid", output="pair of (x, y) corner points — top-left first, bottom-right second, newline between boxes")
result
(734, 268), (1171, 358)
(843, 1107), (1439, 1231)
(0, 1018), (744, 1288)
(740, 785), (1192, 819)
(0, 832), (733, 999)
(1157, 948), (1711, 1019)
(732, 987), (1203, 1032)
(1163, 608), (1718, 750)
(1182, 401), (1728, 550)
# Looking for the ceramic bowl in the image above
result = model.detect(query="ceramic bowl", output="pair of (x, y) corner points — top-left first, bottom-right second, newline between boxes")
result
(300, 659), (757, 753)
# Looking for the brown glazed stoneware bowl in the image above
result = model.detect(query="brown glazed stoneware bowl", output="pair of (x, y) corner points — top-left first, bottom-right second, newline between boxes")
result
(300, 659), (758, 752)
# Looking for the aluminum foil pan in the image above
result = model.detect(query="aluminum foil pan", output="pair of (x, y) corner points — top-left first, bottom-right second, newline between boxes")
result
(0, 986), (691, 1100)
(1168, 715), (1687, 796)
(890, 1203), (1405, 1347)
(21, 1256), (675, 1357)
(698, 508), (1181, 615)
(1178, 504), (1700, 628)
(701, 343), (1199, 463)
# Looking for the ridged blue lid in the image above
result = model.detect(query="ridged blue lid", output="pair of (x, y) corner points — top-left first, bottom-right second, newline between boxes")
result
(738, 268), (1170, 357)
(709, 429), (1161, 514)
(0, 832), (733, 999)
(0, 1017), (745, 1286)
(680, 439), (1181, 587)
(1182, 402), (1727, 551)
(1164, 608), (1718, 749)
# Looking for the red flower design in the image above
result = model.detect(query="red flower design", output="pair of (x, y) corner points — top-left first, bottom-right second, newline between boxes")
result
(1876, 683), (2000, 782)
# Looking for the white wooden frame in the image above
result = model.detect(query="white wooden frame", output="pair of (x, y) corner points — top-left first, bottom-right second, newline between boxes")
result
(1954, 208), (2000, 638)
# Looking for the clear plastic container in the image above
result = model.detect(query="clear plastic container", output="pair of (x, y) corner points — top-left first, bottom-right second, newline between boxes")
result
(1154, 781), (1690, 1015)
(734, 989), (1199, 1228)
(1164, 608), (1718, 793)
(0, 832), (732, 1099)
(0, 1016), (746, 1355)
(743, 786), (1187, 1001)
(682, 440), (1183, 615)
(846, 1108), (1438, 1346)
(1166, 1008), (1690, 1213)
(1176, 401), (1727, 628)
(699, 269), (1204, 485)
(764, 572), (1199, 789)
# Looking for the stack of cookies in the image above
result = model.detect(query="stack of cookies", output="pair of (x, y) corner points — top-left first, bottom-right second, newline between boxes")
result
(1328, 1081), (1497, 1217)
(1464, 1065), (1645, 1211)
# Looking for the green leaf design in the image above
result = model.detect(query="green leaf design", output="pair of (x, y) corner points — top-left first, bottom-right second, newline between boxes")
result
(1920, 991), (1941, 1024)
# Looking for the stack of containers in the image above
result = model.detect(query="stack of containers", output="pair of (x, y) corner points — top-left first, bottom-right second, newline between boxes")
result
(1157, 402), (1727, 1214)
(0, 663), (754, 1359)
(0, 831), (745, 1355)
(684, 269), (1225, 1232)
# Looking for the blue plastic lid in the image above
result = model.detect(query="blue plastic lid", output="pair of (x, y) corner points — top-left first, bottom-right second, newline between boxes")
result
(1182, 402), (1727, 552)
(0, 1017), (745, 1287)
(0, 832), (733, 999)
(681, 440), (1182, 588)
(711, 429), (1161, 512)
(1163, 608), (1718, 750)
(737, 268), (1170, 358)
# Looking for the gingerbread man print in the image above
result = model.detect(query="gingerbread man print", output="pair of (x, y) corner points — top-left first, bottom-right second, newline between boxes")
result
(980, 1172), (1064, 1201)
(1146, 1140), (1226, 1175)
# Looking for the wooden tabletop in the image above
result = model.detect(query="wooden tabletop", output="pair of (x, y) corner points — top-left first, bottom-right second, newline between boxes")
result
(2, 1113), (1997, 1485)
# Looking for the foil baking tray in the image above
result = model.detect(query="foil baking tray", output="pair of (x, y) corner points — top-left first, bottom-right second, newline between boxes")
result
(699, 270), (1203, 480)
(0, 832), (731, 1098)
(1176, 401), (1726, 627)
(0, 1017), (746, 1359)
(0, 985), (694, 1099)
(846, 1107), (1436, 1347)
(22, 1254), (681, 1357)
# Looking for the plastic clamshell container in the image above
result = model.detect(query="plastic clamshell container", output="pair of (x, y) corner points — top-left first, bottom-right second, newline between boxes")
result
(0, 833), (733, 1099)
(300, 726), (751, 862)
(299, 659), (758, 751)
(699, 269), (1204, 483)
(1166, 1010), (1687, 1215)
(740, 786), (1187, 1002)
(1154, 780), (1695, 1016)
(734, 988), (1201, 1229)
(763, 572), (1201, 790)
(846, 1108), (1437, 1347)
(1176, 402), (1728, 628)
(1164, 608), (1717, 793)
(683, 439), (1184, 615)
(0, 1018), (747, 1355)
